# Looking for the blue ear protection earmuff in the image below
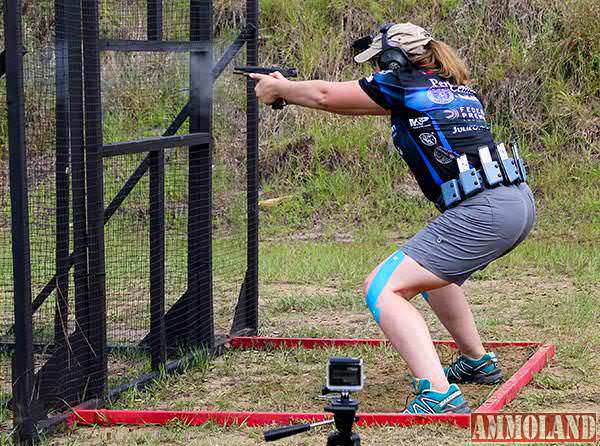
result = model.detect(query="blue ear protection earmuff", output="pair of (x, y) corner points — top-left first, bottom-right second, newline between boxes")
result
(377, 23), (412, 72)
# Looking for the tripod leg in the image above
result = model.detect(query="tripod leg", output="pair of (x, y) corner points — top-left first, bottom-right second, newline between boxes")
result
(326, 431), (361, 446)
(327, 432), (340, 446)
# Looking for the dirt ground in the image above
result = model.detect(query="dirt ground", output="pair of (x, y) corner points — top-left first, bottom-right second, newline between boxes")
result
(23, 267), (600, 445)
(113, 344), (536, 414)
(53, 423), (471, 446)
(49, 344), (539, 446)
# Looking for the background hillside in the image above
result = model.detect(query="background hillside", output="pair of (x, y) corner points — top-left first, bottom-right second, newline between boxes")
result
(215, 0), (600, 237)
(3, 0), (599, 237)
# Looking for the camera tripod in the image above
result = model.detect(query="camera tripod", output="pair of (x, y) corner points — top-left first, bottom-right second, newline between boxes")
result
(264, 390), (361, 445)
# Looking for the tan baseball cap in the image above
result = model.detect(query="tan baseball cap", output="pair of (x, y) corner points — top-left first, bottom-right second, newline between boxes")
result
(354, 23), (434, 64)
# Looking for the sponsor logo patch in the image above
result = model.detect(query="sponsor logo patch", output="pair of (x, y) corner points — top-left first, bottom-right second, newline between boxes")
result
(427, 87), (455, 105)
(419, 133), (438, 147)
(434, 146), (456, 164)
(452, 125), (488, 134)
(443, 107), (486, 121)
(428, 78), (477, 96)
(443, 109), (460, 120)
(458, 106), (486, 120)
(408, 117), (431, 129)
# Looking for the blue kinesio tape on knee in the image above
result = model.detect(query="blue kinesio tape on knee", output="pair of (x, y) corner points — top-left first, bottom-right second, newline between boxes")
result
(366, 250), (405, 324)
(421, 291), (430, 303)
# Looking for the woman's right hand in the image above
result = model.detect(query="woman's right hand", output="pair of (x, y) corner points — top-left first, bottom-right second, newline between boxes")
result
(249, 72), (291, 106)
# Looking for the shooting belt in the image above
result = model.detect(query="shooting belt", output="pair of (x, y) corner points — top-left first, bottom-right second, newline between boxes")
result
(435, 142), (528, 212)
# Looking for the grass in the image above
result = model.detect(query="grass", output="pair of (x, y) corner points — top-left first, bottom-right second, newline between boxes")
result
(94, 343), (535, 413)
(259, 232), (600, 286)
(50, 422), (471, 446)
(45, 229), (600, 444)
(0, 388), (11, 445)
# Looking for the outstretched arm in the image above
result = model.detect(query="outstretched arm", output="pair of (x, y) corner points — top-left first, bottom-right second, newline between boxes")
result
(249, 72), (390, 116)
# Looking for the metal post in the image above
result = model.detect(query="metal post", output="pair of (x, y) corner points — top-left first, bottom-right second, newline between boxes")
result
(148, 0), (167, 370)
(148, 0), (163, 41)
(82, 0), (107, 398)
(66, 0), (91, 404)
(4, 0), (35, 441)
(54, 0), (71, 364)
(188, 0), (214, 348)
(245, 0), (260, 333)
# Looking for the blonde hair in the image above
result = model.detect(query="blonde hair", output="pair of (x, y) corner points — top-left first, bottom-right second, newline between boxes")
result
(410, 40), (470, 85)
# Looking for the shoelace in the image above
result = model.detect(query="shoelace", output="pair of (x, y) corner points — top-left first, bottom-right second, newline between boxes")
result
(402, 393), (412, 412)
(402, 384), (420, 413)
(403, 381), (436, 413)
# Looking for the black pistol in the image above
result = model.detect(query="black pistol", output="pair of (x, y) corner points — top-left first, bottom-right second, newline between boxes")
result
(234, 65), (298, 109)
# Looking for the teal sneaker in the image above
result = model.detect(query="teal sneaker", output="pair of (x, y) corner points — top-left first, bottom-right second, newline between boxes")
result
(444, 351), (503, 384)
(403, 378), (471, 414)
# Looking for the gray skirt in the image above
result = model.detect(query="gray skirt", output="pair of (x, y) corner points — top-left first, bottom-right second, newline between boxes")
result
(403, 183), (536, 285)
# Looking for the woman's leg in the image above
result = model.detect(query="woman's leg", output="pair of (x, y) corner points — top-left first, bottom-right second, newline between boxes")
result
(363, 252), (451, 393)
(425, 285), (486, 359)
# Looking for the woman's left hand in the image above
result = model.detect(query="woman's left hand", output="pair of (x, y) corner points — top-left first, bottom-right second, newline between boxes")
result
(249, 71), (290, 105)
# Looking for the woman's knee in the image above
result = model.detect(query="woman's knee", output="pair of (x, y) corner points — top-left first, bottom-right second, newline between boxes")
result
(393, 282), (418, 300)
(363, 253), (420, 301)
(365, 272), (418, 301)
(364, 270), (415, 317)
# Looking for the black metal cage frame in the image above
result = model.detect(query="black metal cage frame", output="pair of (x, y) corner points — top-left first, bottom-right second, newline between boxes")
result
(3, 0), (260, 442)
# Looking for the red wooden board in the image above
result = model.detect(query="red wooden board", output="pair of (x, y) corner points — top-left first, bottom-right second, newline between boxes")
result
(68, 337), (555, 430)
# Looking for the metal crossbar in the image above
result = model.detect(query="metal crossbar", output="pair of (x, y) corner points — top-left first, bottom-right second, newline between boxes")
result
(101, 133), (210, 157)
(98, 39), (209, 52)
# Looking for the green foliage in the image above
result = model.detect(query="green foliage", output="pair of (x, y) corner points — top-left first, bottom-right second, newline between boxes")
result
(241, 0), (599, 236)
(0, 391), (12, 444)
(10, 0), (599, 238)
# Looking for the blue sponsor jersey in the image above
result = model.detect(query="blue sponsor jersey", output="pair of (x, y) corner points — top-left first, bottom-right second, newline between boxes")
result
(359, 68), (495, 203)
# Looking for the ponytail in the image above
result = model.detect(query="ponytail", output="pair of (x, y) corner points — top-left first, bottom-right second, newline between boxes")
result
(410, 40), (470, 85)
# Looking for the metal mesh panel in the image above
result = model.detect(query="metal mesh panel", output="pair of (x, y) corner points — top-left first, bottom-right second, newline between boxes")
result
(5, 1), (259, 440)
(99, 50), (191, 368)
(22, 44), (64, 424)
(101, 52), (190, 143)
(0, 2), (13, 438)
(103, 153), (151, 347)
(212, 50), (248, 335)
(99, 0), (191, 41)
(24, 49), (58, 346)
(0, 1), (12, 420)
(164, 147), (189, 319)
(2, 0), (62, 427)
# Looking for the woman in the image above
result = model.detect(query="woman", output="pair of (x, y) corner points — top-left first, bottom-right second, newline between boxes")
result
(250, 23), (535, 414)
